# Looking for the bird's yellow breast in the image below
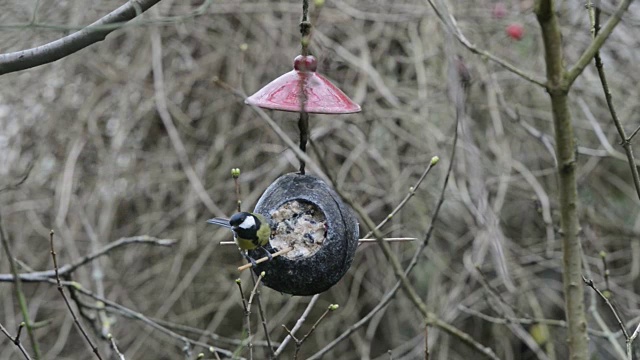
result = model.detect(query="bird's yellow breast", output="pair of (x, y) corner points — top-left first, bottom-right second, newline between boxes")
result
(235, 236), (259, 250)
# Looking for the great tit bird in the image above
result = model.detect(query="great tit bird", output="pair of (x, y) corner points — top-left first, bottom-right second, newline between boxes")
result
(207, 212), (273, 266)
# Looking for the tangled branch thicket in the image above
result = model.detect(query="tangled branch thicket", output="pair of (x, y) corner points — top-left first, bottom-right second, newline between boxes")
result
(1, 0), (640, 359)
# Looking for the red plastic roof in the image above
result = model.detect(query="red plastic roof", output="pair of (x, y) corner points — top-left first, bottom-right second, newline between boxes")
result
(245, 55), (361, 114)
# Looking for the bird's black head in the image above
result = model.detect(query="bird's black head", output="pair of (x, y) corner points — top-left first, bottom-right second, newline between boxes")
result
(229, 212), (256, 231)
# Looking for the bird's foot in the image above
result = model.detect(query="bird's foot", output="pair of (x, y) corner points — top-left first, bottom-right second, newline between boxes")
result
(243, 252), (258, 268)
(261, 247), (273, 262)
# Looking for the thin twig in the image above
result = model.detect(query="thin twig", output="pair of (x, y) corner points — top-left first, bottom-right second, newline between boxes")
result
(345, 182), (500, 359)
(293, 305), (337, 359)
(150, 21), (225, 217)
(220, 238), (416, 246)
(0, 0), (164, 75)
(327, 40), (502, 360)
(0, 236), (177, 283)
(49, 230), (103, 360)
(232, 168), (242, 212)
(307, 76), (459, 360)
(600, 251), (611, 294)
(475, 266), (528, 318)
(630, 322), (640, 343)
(0, 212), (41, 358)
(362, 157), (439, 239)
(249, 271), (274, 358)
(245, 272), (266, 359)
(628, 125), (640, 143)
(237, 247), (293, 272)
(149, 316), (276, 348)
(0, 160), (33, 193)
(273, 294), (320, 357)
(583, 277), (628, 340)
(581, 249), (627, 359)
(107, 333), (126, 360)
(585, 1), (640, 201)
(67, 279), (239, 359)
(567, 0), (634, 86)
(283, 304), (338, 360)
(296, 0), (310, 177)
(0, 321), (32, 360)
(425, 323), (429, 360)
(311, 61), (498, 360)
(236, 279), (250, 357)
(424, 0), (546, 88)
(4, 278), (234, 358)
(458, 305), (611, 338)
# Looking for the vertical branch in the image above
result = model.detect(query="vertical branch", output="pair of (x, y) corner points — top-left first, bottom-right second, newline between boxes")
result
(586, 2), (640, 201)
(232, 168), (242, 212)
(300, 0), (311, 56)
(0, 0), (164, 75)
(249, 271), (274, 358)
(298, 112), (309, 174)
(534, 1), (588, 360)
(246, 272), (266, 360)
(236, 279), (252, 359)
(0, 213), (41, 359)
(424, 324), (429, 360)
(0, 321), (33, 360)
(49, 231), (103, 360)
(297, 0), (311, 175)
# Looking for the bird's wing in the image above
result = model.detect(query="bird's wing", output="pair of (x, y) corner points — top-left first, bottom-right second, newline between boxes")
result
(206, 218), (231, 228)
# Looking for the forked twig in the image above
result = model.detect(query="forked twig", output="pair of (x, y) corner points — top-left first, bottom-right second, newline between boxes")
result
(425, 0), (546, 88)
(246, 272), (266, 359)
(0, 0), (164, 75)
(0, 321), (32, 360)
(0, 236), (177, 283)
(274, 294), (320, 357)
(362, 157), (439, 239)
(107, 333), (126, 360)
(282, 304), (339, 360)
(0, 212), (41, 358)
(585, 1), (640, 201)
(49, 230), (103, 360)
(249, 270), (274, 357)
(582, 276), (633, 358)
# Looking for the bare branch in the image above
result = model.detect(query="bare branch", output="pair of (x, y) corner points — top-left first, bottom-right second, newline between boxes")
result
(274, 294), (320, 357)
(425, 0), (547, 88)
(0, 213), (41, 358)
(584, 2), (640, 201)
(0, 322), (32, 360)
(0, 236), (177, 283)
(566, 0), (634, 86)
(49, 230), (103, 360)
(0, 0), (163, 75)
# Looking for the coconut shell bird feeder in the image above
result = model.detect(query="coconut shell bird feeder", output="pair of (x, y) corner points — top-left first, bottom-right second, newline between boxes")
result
(241, 1), (361, 295)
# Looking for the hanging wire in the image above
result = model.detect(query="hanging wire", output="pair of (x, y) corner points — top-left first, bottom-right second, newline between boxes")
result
(300, 0), (311, 56)
(298, 0), (311, 174)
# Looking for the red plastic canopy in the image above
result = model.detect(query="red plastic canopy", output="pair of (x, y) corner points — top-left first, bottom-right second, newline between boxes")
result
(245, 55), (361, 114)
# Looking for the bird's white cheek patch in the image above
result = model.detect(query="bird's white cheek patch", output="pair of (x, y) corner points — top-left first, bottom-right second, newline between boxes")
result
(238, 216), (256, 229)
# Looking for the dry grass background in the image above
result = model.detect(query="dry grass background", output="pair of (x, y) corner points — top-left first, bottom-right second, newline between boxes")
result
(1, 0), (640, 359)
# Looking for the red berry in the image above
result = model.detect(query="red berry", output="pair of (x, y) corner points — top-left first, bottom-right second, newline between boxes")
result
(293, 55), (317, 72)
(492, 3), (507, 19)
(506, 24), (524, 40)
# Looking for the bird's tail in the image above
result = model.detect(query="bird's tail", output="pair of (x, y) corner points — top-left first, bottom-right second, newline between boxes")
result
(207, 218), (231, 228)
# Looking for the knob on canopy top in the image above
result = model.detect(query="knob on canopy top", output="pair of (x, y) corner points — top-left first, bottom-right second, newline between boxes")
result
(245, 55), (361, 114)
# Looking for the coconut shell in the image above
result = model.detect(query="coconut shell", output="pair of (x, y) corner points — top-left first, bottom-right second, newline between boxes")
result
(249, 173), (359, 295)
